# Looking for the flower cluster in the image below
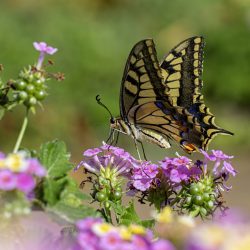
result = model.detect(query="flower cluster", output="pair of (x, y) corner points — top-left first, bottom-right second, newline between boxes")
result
(160, 156), (202, 186)
(74, 217), (174, 250)
(76, 144), (138, 210)
(77, 145), (236, 217)
(154, 207), (250, 250)
(12, 42), (58, 109)
(0, 151), (46, 193)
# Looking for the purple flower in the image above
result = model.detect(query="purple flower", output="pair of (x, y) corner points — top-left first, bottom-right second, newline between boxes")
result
(27, 158), (46, 177)
(160, 157), (201, 185)
(131, 235), (150, 249)
(130, 161), (159, 192)
(99, 231), (122, 250)
(76, 144), (136, 177)
(77, 231), (99, 250)
(0, 169), (16, 190)
(222, 161), (236, 176)
(83, 148), (102, 157)
(77, 217), (103, 231)
(33, 41), (58, 69)
(152, 239), (175, 250)
(201, 149), (235, 179)
(33, 42), (58, 55)
(16, 173), (35, 193)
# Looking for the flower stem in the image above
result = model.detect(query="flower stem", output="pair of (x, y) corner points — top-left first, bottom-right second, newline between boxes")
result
(104, 207), (113, 224)
(13, 109), (29, 153)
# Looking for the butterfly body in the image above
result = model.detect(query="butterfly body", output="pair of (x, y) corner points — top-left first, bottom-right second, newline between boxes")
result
(110, 37), (233, 154)
(111, 117), (171, 148)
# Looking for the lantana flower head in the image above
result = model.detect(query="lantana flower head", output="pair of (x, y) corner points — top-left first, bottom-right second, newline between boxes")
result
(0, 151), (46, 193)
(159, 156), (202, 184)
(76, 143), (137, 177)
(129, 161), (159, 191)
(75, 217), (175, 250)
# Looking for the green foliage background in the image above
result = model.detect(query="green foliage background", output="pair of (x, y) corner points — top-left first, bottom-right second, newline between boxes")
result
(0, 0), (249, 211)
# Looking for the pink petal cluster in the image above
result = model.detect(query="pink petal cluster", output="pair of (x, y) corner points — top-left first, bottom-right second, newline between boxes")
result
(74, 217), (174, 250)
(0, 152), (46, 194)
(160, 156), (202, 185)
(76, 143), (138, 177)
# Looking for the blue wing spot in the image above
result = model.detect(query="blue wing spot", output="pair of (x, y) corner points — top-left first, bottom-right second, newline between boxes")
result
(188, 103), (200, 115)
(155, 101), (164, 109)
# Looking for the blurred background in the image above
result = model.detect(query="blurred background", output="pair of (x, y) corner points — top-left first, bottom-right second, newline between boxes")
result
(0, 0), (249, 213)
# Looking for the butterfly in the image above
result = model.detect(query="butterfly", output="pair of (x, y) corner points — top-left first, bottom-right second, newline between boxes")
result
(97, 36), (233, 158)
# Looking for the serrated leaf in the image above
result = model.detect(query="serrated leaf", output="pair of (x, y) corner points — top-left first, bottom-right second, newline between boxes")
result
(39, 140), (73, 178)
(116, 202), (154, 228)
(50, 201), (97, 223)
(61, 179), (90, 201)
(43, 177), (68, 205)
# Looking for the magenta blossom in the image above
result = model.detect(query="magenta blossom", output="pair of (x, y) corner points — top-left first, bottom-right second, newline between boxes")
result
(76, 144), (137, 177)
(200, 149), (236, 179)
(129, 161), (159, 192)
(0, 169), (16, 190)
(33, 41), (58, 69)
(160, 157), (202, 185)
(0, 151), (46, 194)
(16, 173), (36, 193)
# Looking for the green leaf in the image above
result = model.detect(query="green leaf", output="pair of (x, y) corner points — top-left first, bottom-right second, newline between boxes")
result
(114, 202), (154, 228)
(39, 140), (73, 178)
(50, 201), (97, 223)
(43, 176), (68, 205)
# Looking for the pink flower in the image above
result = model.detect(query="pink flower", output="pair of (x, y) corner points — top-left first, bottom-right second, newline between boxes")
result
(27, 158), (46, 177)
(33, 42), (58, 55)
(16, 173), (35, 193)
(99, 231), (122, 250)
(0, 170), (16, 190)
(33, 41), (58, 69)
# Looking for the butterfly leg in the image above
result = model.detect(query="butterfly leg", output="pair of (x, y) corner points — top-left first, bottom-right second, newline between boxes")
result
(139, 141), (147, 161)
(114, 131), (120, 146)
(106, 129), (114, 144)
(134, 139), (142, 161)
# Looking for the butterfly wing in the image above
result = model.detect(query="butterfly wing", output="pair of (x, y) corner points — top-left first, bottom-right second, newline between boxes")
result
(119, 39), (166, 122)
(160, 36), (233, 150)
(160, 36), (204, 108)
(119, 38), (232, 153)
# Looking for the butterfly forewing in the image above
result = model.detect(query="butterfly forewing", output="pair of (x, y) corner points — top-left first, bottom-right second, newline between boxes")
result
(120, 39), (166, 121)
(160, 36), (204, 108)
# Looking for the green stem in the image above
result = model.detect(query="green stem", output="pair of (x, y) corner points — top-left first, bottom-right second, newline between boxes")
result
(13, 109), (29, 153)
(104, 207), (113, 224)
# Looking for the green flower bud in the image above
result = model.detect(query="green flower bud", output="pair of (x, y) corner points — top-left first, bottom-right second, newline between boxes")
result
(190, 184), (199, 195)
(104, 201), (111, 209)
(203, 193), (211, 202)
(96, 192), (106, 202)
(26, 84), (35, 94)
(193, 195), (203, 206)
(206, 200), (214, 210)
(34, 79), (45, 88)
(112, 191), (122, 200)
(18, 91), (28, 101)
(14, 80), (27, 90)
(35, 90), (47, 100)
(24, 96), (37, 107)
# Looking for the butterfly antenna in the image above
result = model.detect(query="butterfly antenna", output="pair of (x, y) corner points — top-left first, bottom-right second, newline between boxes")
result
(96, 95), (114, 119)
